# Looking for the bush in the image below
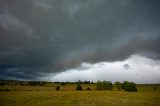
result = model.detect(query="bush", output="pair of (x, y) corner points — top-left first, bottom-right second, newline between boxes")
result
(153, 86), (157, 90)
(6, 89), (10, 91)
(123, 81), (137, 92)
(28, 81), (39, 86)
(56, 86), (60, 91)
(86, 87), (91, 90)
(115, 81), (122, 91)
(0, 83), (5, 86)
(15, 83), (17, 86)
(96, 81), (103, 90)
(76, 84), (83, 90)
(61, 82), (65, 86)
(20, 83), (24, 86)
(105, 81), (113, 90)
(96, 81), (113, 90)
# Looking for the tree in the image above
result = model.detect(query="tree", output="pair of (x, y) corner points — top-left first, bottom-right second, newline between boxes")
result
(153, 86), (157, 90)
(115, 81), (122, 91)
(20, 83), (24, 86)
(76, 84), (83, 90)
(61, 82), (65, 86)
(0, 83), (5, 86)
(96, 81), (103, 90)
(123, 81), (137, 92)
(105, 81), (113, 90)
(56, 86), (60, 91)
(96, 81), (113, 90)
(86, 87), (91, 90)
(28, 81), (39, 86)
(102, 81), (107, 90)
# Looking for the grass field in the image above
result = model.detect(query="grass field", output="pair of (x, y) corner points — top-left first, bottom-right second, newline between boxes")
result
(0, 84), (160, 106)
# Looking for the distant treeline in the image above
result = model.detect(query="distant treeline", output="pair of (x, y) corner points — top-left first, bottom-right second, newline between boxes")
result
(1, 80), (160, 92)
(95, 81), (138, 92)
(0, 80), (160, 87)
(54, 80), (94, 84)
(0, 80), (53, 86)
(0, 80), (93, 86)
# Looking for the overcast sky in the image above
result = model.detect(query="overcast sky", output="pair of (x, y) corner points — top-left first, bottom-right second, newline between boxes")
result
(0, 0), (160, 83)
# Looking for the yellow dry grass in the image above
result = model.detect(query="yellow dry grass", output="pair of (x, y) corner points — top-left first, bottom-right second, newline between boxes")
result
(0, 84), (160, 106)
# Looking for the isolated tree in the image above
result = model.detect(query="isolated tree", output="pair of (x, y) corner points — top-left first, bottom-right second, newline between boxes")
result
(86, 87), (91, 90)
(123, 81), (137, 92)
(76, 84), (83, 90)
(115, 81), (122, 91)
(153, 86), (157, 90)
(14, 83), (17, 86)
(0, 83), (5, 86)
(56, 86), (60, 91)
(6, 89), (10, 91)
(20, 83), (24, 86)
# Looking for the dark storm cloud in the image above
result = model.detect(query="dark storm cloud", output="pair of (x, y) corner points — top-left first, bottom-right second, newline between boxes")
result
(0, 0), (160, 80)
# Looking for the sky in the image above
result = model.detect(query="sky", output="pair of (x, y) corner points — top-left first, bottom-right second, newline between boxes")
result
(0, 0), (160, 83)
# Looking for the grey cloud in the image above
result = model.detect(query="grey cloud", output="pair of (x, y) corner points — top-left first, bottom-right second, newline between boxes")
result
(123, 64), (130, 70)
(0, 0), (160, 80)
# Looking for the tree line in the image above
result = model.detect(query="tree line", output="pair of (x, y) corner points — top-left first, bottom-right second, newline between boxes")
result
(56, 80), (138, 92)
(0, 80), (137, 92)
(95, 80), (137, 92)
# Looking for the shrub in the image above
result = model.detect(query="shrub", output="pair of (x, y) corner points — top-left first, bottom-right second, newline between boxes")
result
(96, 81), (103, 90)
(28, 81), (39, 86)
(61, 82), (65, 86)
(86, 87), (91, 90)
(96, 81), (113, 90)
(123, 81), (137, 92)
(153, 86), (157, 90)
(76, 84), (83, 90)
(56, 86), (60, 91)
(6, 89), (10, 91)
(105, 81), (113, 90)
(15, 83), (17, 86)
(115, 81), (122, 91)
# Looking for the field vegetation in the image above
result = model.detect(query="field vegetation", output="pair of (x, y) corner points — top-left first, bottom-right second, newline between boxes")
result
(0, 80), (160, 106)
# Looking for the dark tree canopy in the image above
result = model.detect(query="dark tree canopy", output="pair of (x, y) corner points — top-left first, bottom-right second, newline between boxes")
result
(122, 81), (137, 92)
(76, 84), (83, 90)
(115, 81), (122, 91)
(96, 81), (113, 90)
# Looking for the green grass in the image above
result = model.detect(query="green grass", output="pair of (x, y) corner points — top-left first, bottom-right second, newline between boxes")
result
(0, 84), (160, 106)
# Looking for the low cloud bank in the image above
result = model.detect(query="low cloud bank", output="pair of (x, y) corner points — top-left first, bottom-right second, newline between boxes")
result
(50, 54), (160, 84)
